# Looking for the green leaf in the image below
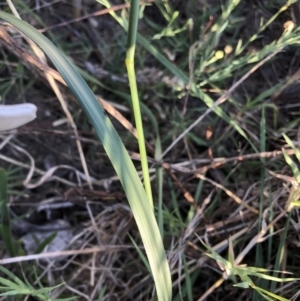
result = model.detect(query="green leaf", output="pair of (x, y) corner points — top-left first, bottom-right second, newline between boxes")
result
(282, 149), (300, 182)
(0, 266), (24, 286)
(0, 11), (171, 301)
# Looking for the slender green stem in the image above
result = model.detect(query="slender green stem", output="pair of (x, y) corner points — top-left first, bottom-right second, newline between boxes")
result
(125, 0), (153, 208)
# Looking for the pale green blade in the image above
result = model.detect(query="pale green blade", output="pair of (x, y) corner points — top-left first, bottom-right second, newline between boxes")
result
(0, 12), (171, 301)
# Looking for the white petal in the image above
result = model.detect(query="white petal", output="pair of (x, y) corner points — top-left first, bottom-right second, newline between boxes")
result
(0, 104), (37, 131)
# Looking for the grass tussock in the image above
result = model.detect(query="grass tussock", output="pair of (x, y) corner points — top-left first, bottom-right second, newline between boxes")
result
(1, 0), (300, 300)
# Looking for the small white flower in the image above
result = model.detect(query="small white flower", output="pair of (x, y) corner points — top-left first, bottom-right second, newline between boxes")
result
(0, 103), (37, 131)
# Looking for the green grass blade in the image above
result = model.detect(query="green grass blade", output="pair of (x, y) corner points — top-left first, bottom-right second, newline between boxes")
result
(0, 277), (21, 290)
(129, 234), (151, 272)
(254, 285), (290, 301)
(282, 149), (300, 182)
(270, 211), (292, 293)
(0, 168), (15, 256)
(183, 255), (193, 301)
(283, 133), (300, 163)
(0, 12), (171, 301)
(139, 102), (164, 236)
(155, 136), (164, 237)
(126, 0), (153, 208)
(33, 232), (57, 254)
(0, 266), (25, 287)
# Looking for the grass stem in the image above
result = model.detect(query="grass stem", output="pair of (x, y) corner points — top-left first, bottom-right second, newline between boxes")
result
(125, 0), (153, 208)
